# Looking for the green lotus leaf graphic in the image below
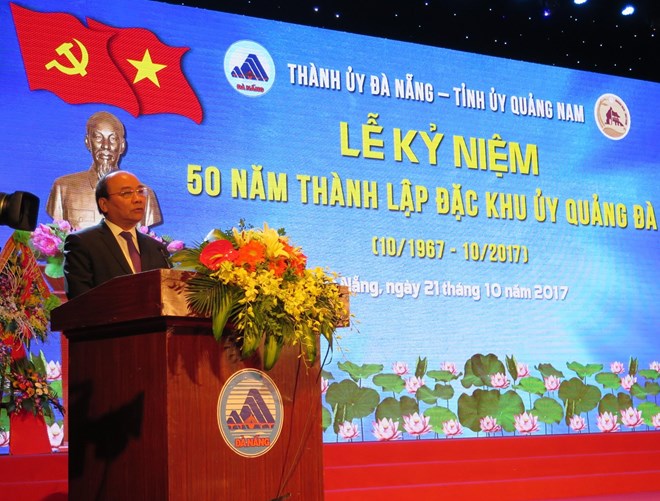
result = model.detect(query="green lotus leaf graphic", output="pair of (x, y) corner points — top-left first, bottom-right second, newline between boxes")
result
(337, 361), (384, 382)
(322, 406), (332, 431)
(558, 377), (601, 416)
(638, 369), (660, 381)
(598, 392), (632, 416)
(375, 395), (418, 422)
(567, 362), (602, 379)
(416, 383), (454, 405)
(457, 388), (523, 432)
(426, 369), (459, 382)
(595, 372), (621, 390)
(461, 354), (505, 389)
(372, 373), (405, 394)
(515, 376), (546, 396)
(638, 402), (660, 425)
(535, 363), (564, 378)
(326, 379), (380, 432)
(425, 406), (458, 433)
(532, 396), (564, 424)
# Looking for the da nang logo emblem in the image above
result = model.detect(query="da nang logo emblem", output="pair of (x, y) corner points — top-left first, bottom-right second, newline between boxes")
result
(217, 369), (283, 458)
(224, 40), (275, 97)
(594, 93), (631, 140)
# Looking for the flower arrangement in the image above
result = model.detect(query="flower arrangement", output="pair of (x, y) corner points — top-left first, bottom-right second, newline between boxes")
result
(28, 220), (74, 279)
(0, 233), (60, 349)
(0, 346), (64, 419)
(171, 222), (347, 370)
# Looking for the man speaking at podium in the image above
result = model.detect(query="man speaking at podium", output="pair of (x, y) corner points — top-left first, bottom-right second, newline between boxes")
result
(63, 170), (170, 300)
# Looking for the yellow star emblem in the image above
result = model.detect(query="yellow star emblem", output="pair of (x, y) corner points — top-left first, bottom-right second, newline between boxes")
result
(127, 49), (167, 87)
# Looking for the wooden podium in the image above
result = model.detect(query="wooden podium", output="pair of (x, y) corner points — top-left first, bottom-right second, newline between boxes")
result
(51, 269), (324, 501)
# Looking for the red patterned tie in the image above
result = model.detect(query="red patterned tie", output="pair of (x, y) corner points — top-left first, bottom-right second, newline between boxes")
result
(119, 231), (142, 273)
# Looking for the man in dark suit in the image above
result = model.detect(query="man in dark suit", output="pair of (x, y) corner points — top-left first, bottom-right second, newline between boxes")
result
(63, 170), (170, 299)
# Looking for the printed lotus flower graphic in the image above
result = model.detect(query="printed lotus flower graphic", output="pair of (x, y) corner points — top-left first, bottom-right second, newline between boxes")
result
(372, 417), (402, 441)
(321, 353), (660, 443)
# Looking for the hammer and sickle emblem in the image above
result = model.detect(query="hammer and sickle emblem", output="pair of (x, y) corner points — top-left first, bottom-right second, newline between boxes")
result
(45, 38), (89, 76)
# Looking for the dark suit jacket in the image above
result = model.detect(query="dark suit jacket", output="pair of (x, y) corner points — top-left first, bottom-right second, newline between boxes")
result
(63, 220), (170, 299)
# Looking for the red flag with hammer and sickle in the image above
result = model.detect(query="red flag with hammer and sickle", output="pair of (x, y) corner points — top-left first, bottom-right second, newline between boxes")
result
(87, 19), (203, 124)
(9, 3), (136, 117)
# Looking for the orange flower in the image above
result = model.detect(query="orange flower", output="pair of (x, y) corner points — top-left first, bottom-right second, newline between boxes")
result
(283, 242), (307, 276)
(268, 256), (288, 277)
(199, 240), (237, 270)
(234, 241), (266, 271)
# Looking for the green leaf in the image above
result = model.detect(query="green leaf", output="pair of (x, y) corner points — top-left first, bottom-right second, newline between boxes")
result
(321, 370), (334, 380)
(644, 382), (660, 396)
(515, 377), (546, 396)
(372, 374), (405, 394)
(461, 354), (505, 389)
(505, 355), (518, 380)
(426, 370), (459, 383)
(532, 397), (564, 424)
(598, 392), (632, 415)
(337, 361), (383, 382)
(595, 372), (621, 390)
(566, 362), (603, 379)
(638, 402), (660, 426)
(536, 363), (564, 378)
(630, 383), (647, 399)
(457, 388), (523, 433)
(425, 406), (458, 432)
(322, 406), (332, 431)
(44, 260), (64, 279)
(638, 369), (659, 381)
(415, 383), (454, 403)
(629, 357), (638, 377)
(557, 378), (601, 415)
(415, 357), (428, 378)
(375, 396), (418, 422)
(325, 379), (380, 422)
(263, 334), (283, 371)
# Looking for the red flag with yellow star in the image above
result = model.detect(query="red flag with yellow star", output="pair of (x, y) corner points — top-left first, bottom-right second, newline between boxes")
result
(87, 18), (203, 124)
(9, 3), (139, 116)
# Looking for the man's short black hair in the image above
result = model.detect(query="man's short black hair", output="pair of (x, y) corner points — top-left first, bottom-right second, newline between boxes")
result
(95, 173), (111, 215)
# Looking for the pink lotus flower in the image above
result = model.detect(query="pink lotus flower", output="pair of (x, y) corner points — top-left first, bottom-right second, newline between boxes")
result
(392, 361), (409, 376)
(338, 421), (360, 441)
(544, 375), (561, 392)
(596, 412), (620, 433)
(479, 416), (502, 434)
(569, 414), (587, 432)
(48, 422), (65, 448)
(610, 361), (625, 374)
(650, 361), (660, 373)
(441, 361), (458, 375)
(46, 360), (62, 381)
(372, 418), (402, 441)
(31, 224), (61, 256)
(0, 430), (9, 447)
(320, 377), (329, 394)
(442, 419), (463, 437)
(652, 413), (660, 429)
(620, 407), (644, 429)
(404, 376), (425, 394)
(403, 412), (432, 437)
(166, 240), (185, 253)
(516, 363), (530, 378)
(56, 219), (73, 232)
(514, 412), (539, 435)
(490, 372), (509, 389)
(620, 374), (637, 391)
